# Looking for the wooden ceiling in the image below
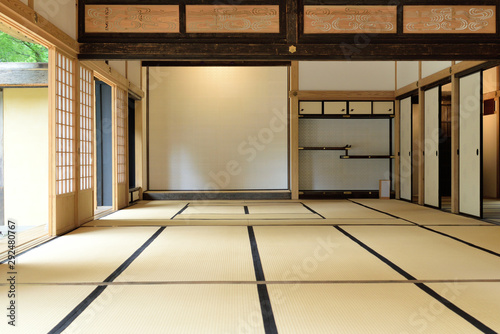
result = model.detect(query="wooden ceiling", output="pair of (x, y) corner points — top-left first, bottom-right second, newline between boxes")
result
(77, 0), (500, 60)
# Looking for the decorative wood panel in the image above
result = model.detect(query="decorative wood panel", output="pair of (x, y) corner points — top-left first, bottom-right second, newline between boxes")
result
(186, 5), (279, 33)
(85, 5), (179, 33)
(304, 6), (397, 34)
(404, 6), (496, 34)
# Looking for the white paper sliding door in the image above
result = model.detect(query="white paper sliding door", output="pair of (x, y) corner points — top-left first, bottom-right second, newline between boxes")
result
(148, 66), (289, 191)
(400, 97), (412, 201)
(424, 86), (440, 208)
(459, 72), (482, 217)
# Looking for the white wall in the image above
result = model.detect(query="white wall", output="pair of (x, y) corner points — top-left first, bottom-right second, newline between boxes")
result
(127, 61), (142, 88)
(35, 0), (77, 39)
(483, 67), (498, 94)
(108, 61), (127, 79)
(3, 88), (49, 227)
(148, 66), (289, 191)
(299, 61), (396, 91)
(421, 61), (452, 79)
(397, 61), (419, 89)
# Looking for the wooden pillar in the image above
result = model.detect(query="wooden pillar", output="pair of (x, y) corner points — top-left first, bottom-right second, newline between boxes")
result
(394, 99), (401, 199)
(451, 74), (460, 213)
(418, 87), (425, 205)
(290, 61), (299, 199)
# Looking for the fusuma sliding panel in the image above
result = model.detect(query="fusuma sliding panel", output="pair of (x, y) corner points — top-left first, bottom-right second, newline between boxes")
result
(399, 97), (412, 201)
(424, 86), (440, 208)
(148, 67), (288, 191)
(459, 72), (482, 218)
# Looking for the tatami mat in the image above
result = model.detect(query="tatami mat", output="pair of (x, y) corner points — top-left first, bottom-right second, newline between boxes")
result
(63, 284), (265, 334)
(254, 226), (404, 281)
(183, 204), (245, 214)
(301, 200), (394, 219)
(248, 203), (312, 214)
(268, 284), (482, 334)
(0, 284), (95, 333)
(428, 226), (500, 254)
(427, 282), (500, 332)
(174, 213), (321, 220)
(353, 199), (488, 225)
(115, 226), (256, 282)
(83, 217), (413, 227)
(100, 201), (187, 220)
(344, 226), (500, 279)
(0, 227), (159, 283)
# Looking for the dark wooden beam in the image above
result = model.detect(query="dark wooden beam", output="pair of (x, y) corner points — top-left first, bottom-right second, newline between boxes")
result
(78, 42), (500, 61)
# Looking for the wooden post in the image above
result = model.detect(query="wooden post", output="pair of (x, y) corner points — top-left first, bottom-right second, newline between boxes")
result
(451, 74), (460, 213)
(418, 87), (425, 205)
(290, 61), (299, 199)
(394, 99), (401, 199)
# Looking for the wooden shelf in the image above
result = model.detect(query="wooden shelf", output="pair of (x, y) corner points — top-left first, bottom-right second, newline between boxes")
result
(340, 155), (394, 159)
(300, 145), (351, 151)
(299, 114), (394, 119)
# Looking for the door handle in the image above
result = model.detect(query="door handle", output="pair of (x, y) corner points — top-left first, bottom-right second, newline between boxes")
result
(477, 149), (479, 156)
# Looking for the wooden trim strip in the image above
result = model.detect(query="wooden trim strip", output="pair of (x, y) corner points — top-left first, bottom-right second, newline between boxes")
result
(0, 0), (79, 55)
(297, 90), (395, 101)
(80, 60), (144, 99)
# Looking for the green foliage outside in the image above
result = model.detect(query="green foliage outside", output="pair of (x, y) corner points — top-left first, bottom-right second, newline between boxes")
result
(0, 31), (48, 63)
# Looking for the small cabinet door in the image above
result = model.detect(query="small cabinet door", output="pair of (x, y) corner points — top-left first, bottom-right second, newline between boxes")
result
(349, 101), (371, 114)
(299, 101), (322, 114)
(324, 101), (347, 115)
(373, 101), (394, 115)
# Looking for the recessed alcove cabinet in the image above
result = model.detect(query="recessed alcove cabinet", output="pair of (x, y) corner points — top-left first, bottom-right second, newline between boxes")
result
(298, 100), (395, 198)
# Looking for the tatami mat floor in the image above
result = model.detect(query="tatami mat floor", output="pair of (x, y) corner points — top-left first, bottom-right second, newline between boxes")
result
(1, 199), (499, 333)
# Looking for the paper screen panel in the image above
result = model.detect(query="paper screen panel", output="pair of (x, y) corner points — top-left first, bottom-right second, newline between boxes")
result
(424, 86), (440, 207)
(459, 72), (482, 217)
(56, 52), (75, 195)
(79, 66), (93, 191)
(399, 97), (412, 201)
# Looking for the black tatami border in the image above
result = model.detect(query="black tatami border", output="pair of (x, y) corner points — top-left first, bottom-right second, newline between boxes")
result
(301, 202), (326, 219)
(349, 199), (500, 258)
(248, 226), (279, 334)
(48, 226), (166, 334)
(170, 203), (190, 219)
(335, 226), (496, 334)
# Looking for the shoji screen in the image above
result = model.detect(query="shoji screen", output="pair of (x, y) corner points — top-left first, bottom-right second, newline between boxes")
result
(55, 53), (75, 195)
(399, 97), (412, 201)
(115, 87), (128, 209)
(77, 65), (94, 224)
(148, 67), (288, 191)
(424, 86), (440, 208)
(459, 72), (482, 217)
(79, 66), (93, 191)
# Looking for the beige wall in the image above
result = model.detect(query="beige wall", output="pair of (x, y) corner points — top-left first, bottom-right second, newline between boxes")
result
(299, 61), (396, 91)
(483, 114), (498, 198)
(34, 0), (77, 40)
(3, 88), (49, 227)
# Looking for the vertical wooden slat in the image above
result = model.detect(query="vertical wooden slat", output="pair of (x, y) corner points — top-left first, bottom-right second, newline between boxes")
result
(451, 74), (460, 213)
(394, 98), (401, 199)
(48, 47), (57, 236)
(290, 61), (299, 199)
(418, 87), (425, 205)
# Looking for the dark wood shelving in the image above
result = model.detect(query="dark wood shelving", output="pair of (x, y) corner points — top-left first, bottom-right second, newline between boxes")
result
(300, 145), (351, 151)
(340, 155), (394, 159)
